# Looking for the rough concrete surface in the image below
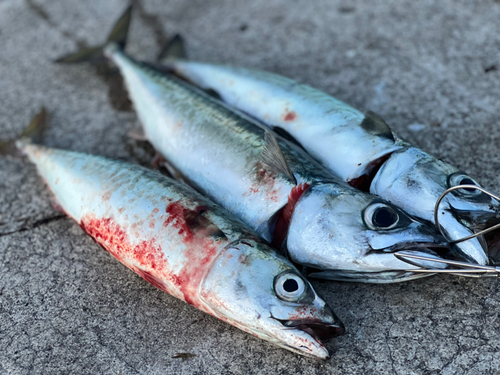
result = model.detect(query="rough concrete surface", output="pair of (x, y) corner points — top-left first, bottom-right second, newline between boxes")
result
(1, 0), (500, 374)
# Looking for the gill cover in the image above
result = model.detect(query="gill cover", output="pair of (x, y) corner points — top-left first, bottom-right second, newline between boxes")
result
(285, 184), (448, 282)
(200, 239), (344, 358)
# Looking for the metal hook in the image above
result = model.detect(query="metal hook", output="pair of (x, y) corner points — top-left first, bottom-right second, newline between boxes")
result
(433, 184), (500, 244)
(395, 252), (500, 278)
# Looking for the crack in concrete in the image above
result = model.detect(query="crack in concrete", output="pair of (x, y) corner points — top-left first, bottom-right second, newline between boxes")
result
(0, 215), (67, 237)
(24, 0), (85, 48)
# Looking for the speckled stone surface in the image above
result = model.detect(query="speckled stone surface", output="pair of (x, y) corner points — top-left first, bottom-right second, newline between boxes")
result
(1, 0), (500, 374)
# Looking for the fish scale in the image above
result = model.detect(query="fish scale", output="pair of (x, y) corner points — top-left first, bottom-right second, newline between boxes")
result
(12, 139), (344, 359)
(56, 6), (453, 282)
(101, 45), (450, 282)
(165, 56), (498, 266)
(111, 48), (294, 242)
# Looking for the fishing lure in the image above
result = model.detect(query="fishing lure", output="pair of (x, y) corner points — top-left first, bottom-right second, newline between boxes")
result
(57, 7), (453, 283)
(1, 110), (344, 359)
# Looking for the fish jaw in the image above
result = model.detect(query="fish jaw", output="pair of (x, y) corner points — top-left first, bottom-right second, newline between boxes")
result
(371, 147), (491, 265)
(436, 210), (489, 264)
(285, 184), (449, 281)
(199, 239), (344, 359)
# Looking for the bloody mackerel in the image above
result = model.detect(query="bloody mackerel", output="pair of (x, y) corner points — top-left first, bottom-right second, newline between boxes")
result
(11, 138), (344, 359)
(163, 41), (499, 266)
(56, 6), (452, 283)
(101, 46), (451, 282)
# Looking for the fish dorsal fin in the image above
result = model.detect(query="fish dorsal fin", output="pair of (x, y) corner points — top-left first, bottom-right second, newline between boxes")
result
(158, 34), (186, 62)
(260, 131), (297, 184)
(152, 153), (189, 186)
(360, 111), (395, 141)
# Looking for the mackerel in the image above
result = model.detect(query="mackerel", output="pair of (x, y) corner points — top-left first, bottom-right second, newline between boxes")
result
(2, 110), (344, 358)
(57, 7), (450, 283)
(163, 38), (497, 266)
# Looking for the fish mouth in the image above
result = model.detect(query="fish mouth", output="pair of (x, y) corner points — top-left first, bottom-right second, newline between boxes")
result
(270, 315), (345, 359)
(383, 241), (451, 269)
(381, 241), (450, 259)
(384, 241), (449, 254)
(281, 318), (346, 340)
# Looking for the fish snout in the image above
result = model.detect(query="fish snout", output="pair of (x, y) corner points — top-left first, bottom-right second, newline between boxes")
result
(450, 236), (489, 265)
(436, 210), (489, 265)
(271, 296), (345, 339)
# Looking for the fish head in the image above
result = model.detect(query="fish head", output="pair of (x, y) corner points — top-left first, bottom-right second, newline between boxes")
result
(200, 239), (344, 359)
(371, 147), (497, 265)
(286, 184), (450, 282)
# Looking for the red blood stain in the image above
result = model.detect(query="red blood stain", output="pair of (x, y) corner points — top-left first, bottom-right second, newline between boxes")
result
(102, 191), (112, 201)
(80, 216), (165, 271)
(149, 219), (156, 228)
(80, 214), (176, 294)
(272, 183), (310, 248)
(80, 201), (226, 311)
(248, 162), (280, 202)
(248, 186), (259, 194)
(283, 110), (297, 122)
(152, 208), (159, 214)
(287, 305), (319, 320)
(134, 268), (168, 292)
(347, 153), (392, 192)
(164, 202), (223, 307)
(238, 253), (248, 265)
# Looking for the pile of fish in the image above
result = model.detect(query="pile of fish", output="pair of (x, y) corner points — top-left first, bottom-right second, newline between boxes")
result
(5, 6), (500, 359)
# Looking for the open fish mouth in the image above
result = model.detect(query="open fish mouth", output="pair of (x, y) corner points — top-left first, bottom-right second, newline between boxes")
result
(281, 318), (346, 340)
(270, 314), (345, 358)
(383, 241), (450, 257)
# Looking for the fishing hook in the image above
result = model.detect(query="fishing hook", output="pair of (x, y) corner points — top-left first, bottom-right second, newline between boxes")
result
(434, 185), (500, 244)
(395, 252), (500, 278)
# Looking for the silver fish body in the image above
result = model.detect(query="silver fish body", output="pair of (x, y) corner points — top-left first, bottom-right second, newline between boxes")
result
(103, 45), (449, 283)
(166, 60), (497, 265)
(16, 141), (343, 358)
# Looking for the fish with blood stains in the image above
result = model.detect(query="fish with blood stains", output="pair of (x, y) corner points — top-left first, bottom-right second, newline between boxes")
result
(2, 109), (344, 359)
(56, 6), (453, 283)
(160, 37), (500, 267)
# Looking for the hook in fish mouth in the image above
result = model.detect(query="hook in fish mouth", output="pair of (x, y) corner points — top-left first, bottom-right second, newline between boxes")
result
(394, 251), (500, 278)
(434, 185), (500, 245)
(384, 241), (450, 254)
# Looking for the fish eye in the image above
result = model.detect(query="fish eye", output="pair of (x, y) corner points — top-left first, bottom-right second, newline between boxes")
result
(364, 202), (399, 230)
(448, 172), (482, 196)
(274, 271), (307, 302)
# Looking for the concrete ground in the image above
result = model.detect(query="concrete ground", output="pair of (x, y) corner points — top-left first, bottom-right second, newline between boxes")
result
(1, 0), (500, 374)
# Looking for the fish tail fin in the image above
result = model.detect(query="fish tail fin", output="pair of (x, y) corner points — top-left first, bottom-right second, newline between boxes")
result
(158, 34), (187, 63)
(55, 5), (132, 63)
(0, 108), (49, 157)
